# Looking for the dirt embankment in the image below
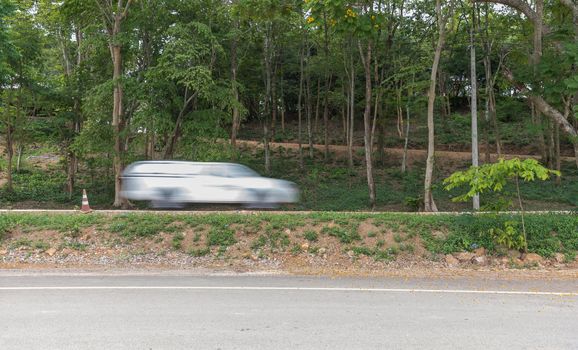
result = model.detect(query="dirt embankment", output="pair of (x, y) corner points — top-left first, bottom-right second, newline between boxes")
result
(1, 214), (576, 278)
(238, 140), (577, 165)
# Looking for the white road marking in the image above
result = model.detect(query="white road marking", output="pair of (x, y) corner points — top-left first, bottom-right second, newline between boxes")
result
(0, 286), (576, 296)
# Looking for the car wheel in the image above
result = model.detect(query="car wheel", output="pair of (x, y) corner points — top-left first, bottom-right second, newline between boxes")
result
(151, 188), (185, 209)
(243, 189), (279, 209)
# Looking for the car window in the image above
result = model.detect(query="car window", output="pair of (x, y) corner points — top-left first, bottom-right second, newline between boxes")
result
(131, 163), (199, 176)
(200, 165), (226, 177)
(227, 165), (259, 178)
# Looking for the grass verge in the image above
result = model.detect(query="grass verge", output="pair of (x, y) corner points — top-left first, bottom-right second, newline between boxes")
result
(0, 212), (576, 262)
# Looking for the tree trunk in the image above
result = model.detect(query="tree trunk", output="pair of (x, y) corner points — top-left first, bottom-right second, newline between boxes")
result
(359, 40), (376, 209)
(470, 6), (480, 210)
(271, 62), (278, 137)
(298, 37), (305, 169)
(377, 123), (385, 166)
(438, 69), (448, 131)
(533, 0), (547, 163)
(348, 56), (355, 168)
(16, 143), (23, 172)
(483, 58), (491, 163)
(490, 89), (501, 157)
(280, 78), (286, 134)
(314, 78), (321, 134)
(164, 94), (192, 159)
(107, 3), (131, 209)
(231, 19), (240, 159)
(401, 105), (410, 173)
(5, 125), (13, 192)
(424, 0), (445, 213)
(342, 84), (347, 145)
(323, 77), (332, 162)
(306, 60), (314, 159)
(263, 26), (274, 173)
(4, 91), (13, 192)
(555, 123), (561, 185)
(546, 120), (555, 169)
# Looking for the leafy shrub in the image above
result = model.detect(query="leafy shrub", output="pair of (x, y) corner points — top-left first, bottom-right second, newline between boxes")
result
(488, 221), (525, 251)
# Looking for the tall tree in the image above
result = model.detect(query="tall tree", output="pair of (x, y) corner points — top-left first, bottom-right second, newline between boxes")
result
(424, 0), (448, 212)
(94, 0), (133, 208)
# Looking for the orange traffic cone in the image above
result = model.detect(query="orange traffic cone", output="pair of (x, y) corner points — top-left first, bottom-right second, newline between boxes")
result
(81, 189), (92, 213)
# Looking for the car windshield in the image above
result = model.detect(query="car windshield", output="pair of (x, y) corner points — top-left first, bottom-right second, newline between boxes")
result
(227, 165), (259, 178)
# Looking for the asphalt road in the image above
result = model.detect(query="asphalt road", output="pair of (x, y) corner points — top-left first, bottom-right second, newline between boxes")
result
(0, 272), (577, 350)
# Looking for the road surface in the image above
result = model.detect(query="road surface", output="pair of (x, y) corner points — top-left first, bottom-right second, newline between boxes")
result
(0, 272), (577, 349)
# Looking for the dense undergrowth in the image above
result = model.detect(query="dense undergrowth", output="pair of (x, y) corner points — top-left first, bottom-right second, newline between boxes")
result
(2, 144), (578, 211)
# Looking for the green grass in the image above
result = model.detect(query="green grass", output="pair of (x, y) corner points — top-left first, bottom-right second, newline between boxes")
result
(8, 238), (49, 251)
(351, 246), (396, 261)
(321, 225), (361, 244)
(109, 214), (177, 238)
(172, 233), (185, 250)
(61, 241), (88, 251)
(189, 247), (210, 257)
(304, 230), (318, 242)
(206, 227), (236, 247)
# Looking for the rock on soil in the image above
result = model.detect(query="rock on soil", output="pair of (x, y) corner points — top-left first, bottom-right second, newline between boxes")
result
(474, 248), (486, 257)
(523, 253), (544, 264)
(444, 254), (459, 266)
(454, 252), (475, 263)
(45, 248), (57, 257)
(472, 256), (488, 266)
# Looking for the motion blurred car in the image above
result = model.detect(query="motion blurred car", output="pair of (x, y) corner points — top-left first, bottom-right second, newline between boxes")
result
(120, 161), (299, 208)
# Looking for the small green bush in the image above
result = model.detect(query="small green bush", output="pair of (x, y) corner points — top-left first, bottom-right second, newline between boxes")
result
(172, 233), (185, 250)
(304, 230), (318, 242)
(207, 228), (236, 247)
(321, 226), (361, 244)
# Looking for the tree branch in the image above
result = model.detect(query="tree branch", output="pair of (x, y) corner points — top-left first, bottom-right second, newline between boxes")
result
(472, 0), (536, 22)
(472, 0), (552, 34)
(121, 0), (132, 19)
(94, 0), (113, 28)
(503, 68), (578, 139)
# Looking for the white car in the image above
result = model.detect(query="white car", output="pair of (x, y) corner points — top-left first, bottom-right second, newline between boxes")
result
(120, 161), (299, 208)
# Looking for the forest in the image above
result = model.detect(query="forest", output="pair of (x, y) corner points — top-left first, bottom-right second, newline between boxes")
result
(1, 0), (578, 212)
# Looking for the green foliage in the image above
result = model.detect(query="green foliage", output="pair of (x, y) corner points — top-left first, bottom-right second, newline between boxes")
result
(321, 225), (361, 244)
(351, 246), (396, 262)
(488, 221), (525, 251)
(444, 159), (560, 252)
(0, 213), (575, 260)
(172, 233), (185, 250)
(206, 227), (236, 247)
(189, 247), (210, 257)
(444, 159), (560, 202)
(304, 230), (318, 242)
(109, 215), (176, 238)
